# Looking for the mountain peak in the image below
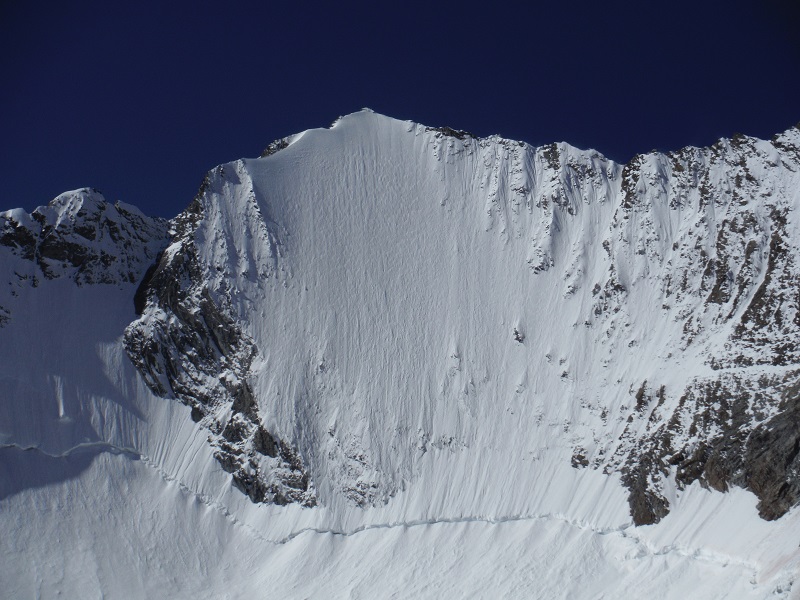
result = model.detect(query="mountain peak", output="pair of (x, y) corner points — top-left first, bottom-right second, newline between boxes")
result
(4, 113), (800, 598)
(0, 188), (169, 291)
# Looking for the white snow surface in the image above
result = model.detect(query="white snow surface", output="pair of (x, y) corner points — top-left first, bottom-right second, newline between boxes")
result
(2, 110), (800, 598)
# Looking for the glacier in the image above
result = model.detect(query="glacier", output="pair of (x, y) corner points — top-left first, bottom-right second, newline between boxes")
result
(1, 110), (800, 598)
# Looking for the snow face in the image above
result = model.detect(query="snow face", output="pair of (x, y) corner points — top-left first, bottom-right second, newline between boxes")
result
(3, 111), (800, 598)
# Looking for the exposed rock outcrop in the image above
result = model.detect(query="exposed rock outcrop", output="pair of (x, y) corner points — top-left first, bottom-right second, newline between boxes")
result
(124, 170), (315, 507)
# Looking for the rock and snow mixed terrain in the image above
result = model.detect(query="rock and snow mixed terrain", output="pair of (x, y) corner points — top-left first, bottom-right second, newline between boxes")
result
(2, 110), (800, 598)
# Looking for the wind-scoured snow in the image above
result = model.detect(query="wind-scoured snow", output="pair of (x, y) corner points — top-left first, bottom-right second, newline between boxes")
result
(2, 111), (800, 598)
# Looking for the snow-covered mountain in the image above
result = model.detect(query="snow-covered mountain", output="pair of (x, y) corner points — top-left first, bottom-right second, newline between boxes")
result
(2, 110), (800, 599)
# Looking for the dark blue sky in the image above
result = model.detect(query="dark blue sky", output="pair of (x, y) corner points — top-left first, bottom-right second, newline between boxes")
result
(2, 0), (798, 218)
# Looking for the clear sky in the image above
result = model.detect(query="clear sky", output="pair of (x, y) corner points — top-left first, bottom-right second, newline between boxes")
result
(2, 0), (798, 218)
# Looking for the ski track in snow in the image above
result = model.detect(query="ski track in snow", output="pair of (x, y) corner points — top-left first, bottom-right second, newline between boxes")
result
(276, 515), (761, 575)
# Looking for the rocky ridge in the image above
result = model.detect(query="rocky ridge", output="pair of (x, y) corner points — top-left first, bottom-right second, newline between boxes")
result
(123, 166), (316, 507)
(597, 127), (800, 523)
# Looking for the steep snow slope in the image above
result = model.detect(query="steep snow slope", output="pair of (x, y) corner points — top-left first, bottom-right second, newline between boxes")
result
(3, 113), (800, 598)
